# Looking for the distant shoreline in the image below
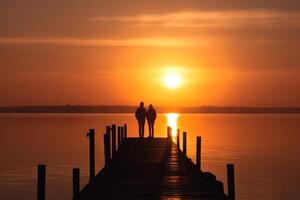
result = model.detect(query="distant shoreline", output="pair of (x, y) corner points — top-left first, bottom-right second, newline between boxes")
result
(0, 105), (300, 114)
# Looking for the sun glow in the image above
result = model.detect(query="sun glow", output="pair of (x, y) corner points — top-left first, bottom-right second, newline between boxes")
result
(163, 72), (182, 89)
(166, 113), (179, 138)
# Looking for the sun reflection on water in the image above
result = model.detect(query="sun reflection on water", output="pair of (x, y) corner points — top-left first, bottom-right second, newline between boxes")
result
(165, 113), (179, 138)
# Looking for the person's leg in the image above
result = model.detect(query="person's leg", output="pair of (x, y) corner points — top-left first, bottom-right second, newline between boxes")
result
(141, 120), (145, 138)
(151, 122), (155, 138)
(149, 122), (152, 138)
(138, 121), (141, 138)
(151, 123), (153, 138)
(147, 121), (151, 137)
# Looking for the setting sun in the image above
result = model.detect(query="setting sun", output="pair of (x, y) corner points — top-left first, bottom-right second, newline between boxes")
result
(163, 72), (182, 89)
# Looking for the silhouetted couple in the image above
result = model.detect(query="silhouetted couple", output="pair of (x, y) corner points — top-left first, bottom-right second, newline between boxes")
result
(135, 102), (157, 138)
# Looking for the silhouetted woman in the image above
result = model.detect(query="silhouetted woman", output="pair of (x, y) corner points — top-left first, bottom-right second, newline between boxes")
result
(135, 102), (146, 138)
(146, 104), (157, 138)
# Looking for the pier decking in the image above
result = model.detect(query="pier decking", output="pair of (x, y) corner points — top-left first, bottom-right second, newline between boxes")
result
(79, 137), (228, 199)
(37, 125), (235, 200)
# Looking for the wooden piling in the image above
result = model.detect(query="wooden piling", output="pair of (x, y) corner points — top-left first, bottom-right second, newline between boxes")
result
(169, 127), (173, 142)
(104, 133), (111, 166)
(72, 168), (80, 200)
(117, 126), (121, 149)
(167, 126), (172, 140)
(105, 125), (112, 159)
(87, 129), (95, 181)
(121, 126), (124, 141)
(177, 129), (180, 149)
(124, 123), (127, 138)
(183, 131), (187, 156)
(37, 164), (46, 200)
(196, 136), (201, 170)
(106, 125), (110, 135)
(111, 124), (117, 158)
(227, 164), (235, 200)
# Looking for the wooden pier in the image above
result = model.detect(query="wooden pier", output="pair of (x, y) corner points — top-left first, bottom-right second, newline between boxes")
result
(37, 124), (235, 200)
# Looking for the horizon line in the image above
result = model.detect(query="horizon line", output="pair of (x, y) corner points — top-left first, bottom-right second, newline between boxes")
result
(1, 104), (300, 108)
(0, 105), (300, 114)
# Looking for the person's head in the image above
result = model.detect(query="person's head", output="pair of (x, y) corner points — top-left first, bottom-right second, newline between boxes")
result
(140, 102), (144, 108)
(149, 104), (153, 109)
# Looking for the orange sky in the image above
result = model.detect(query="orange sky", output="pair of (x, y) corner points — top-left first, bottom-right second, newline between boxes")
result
(0, 0), (300, 106)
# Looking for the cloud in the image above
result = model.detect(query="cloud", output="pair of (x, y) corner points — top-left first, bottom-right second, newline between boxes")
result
(0, 35), (294, 49)
(0, 37), (208, 47)
(89, 10), (300, 28)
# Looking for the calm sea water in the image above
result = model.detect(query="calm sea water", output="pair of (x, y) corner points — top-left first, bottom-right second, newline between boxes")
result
(0, 113), (299, 200)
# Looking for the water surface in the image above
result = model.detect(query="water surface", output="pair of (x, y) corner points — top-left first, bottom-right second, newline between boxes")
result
(0, 113), (299, 200)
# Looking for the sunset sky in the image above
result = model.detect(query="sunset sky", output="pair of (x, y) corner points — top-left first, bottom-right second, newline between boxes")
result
(0, 0), (299, 106)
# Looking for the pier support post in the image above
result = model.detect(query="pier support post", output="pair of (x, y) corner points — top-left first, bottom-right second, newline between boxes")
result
(106, 125), (111, 159)
(87, 129), (95, 181)
(169, 127), (173, 142)
(124, 123), (127, 138)
(121, 126), (124, 141)
(111, 124), (117, 158)
(196, 136), (201, 170)
(118, 126), (121, 149)
(72, 168), (80, 200)
(183, 131), (187, 156)
(177, 129), (180, 149)
(104, 132), (111, 167)
(106, 125), (110, 135)
(167, 126), (172, 140)
(37, 164), (46, 200)
(227, 164), (235, 200)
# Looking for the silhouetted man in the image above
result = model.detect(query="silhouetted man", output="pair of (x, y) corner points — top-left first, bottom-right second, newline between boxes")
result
(146, 104), (157, 138)
(135, 102), (146, 138)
